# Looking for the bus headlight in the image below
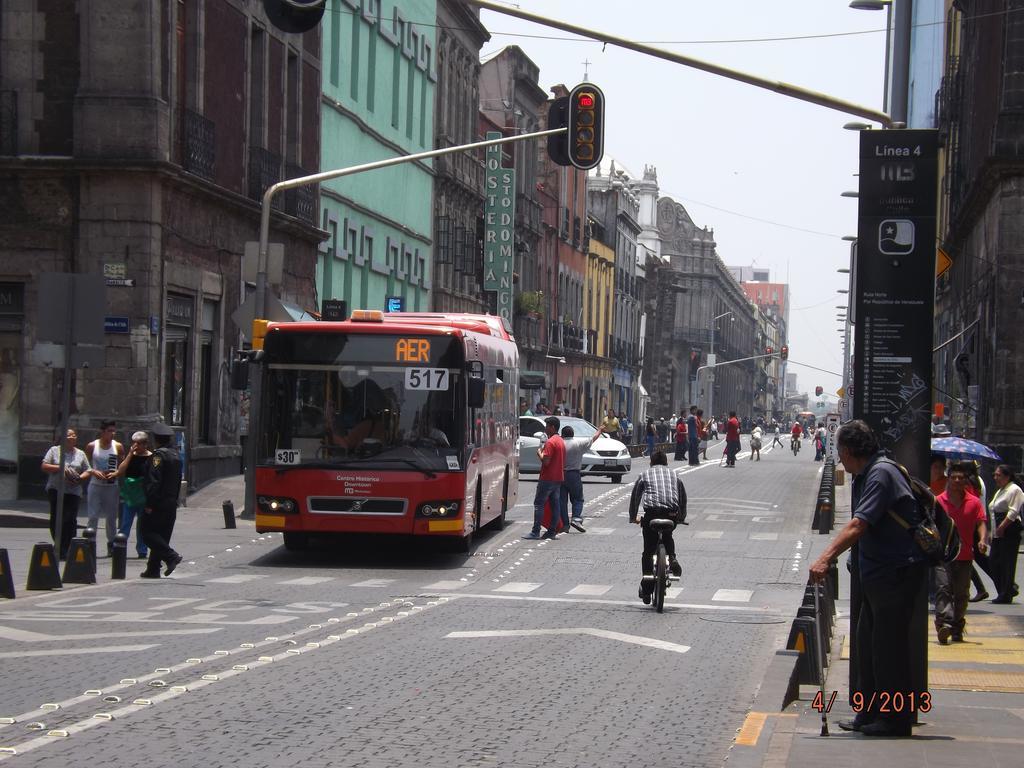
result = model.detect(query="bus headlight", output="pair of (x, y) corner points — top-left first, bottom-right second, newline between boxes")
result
(258, 496), (298, 514)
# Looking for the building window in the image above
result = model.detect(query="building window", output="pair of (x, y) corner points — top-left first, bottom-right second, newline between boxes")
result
(165, 294), (194, 427)
(198, 299), (218, 444)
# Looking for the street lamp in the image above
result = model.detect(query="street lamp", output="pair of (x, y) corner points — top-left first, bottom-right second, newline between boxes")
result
(705, 311), (734, 422)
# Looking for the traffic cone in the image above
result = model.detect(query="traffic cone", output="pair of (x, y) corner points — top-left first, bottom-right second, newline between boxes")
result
(0, 548), (14, 599)
(26, 542), (62, 591)
(62, 538), (96, 584)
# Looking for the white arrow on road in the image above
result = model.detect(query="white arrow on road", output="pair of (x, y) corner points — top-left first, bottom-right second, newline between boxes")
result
(445, 628), (690, 654)
(0, 625), (222, 642)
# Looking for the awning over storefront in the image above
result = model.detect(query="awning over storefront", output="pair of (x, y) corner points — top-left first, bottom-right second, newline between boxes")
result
(520, 370), (548, 390)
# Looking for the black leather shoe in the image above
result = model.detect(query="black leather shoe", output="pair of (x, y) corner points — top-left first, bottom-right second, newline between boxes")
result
(140, 570), (161, 579)
(860, 720), (912, 738)
(838, 716), (872, 732)
(639, 585), (651, 605)
(669, 558), (682, 577)
(163, 553), (183, 576)
(969, 591), (990, 602)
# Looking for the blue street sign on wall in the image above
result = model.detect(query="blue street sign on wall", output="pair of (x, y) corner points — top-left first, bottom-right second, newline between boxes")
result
(104, 316), (130, 334)
(385, 296), (404, 313)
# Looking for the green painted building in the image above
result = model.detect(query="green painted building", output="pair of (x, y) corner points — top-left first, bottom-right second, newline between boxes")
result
(318, 0), (436, 313)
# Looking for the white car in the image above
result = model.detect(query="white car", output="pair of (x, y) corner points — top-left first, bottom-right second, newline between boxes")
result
(517, 416), (631, 482)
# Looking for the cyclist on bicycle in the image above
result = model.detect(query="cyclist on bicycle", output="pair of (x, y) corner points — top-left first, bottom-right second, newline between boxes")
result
(791, 420), (803, 453)
(628, 450), (688, 604)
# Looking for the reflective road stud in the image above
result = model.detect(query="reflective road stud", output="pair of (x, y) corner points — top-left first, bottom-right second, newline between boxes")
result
(26, 542), (62, 591)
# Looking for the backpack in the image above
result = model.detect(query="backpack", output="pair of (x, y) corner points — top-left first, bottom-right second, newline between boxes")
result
(878, 458), (961, 566)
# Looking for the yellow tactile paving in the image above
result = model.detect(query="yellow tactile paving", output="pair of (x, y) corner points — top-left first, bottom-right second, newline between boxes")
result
(929, 668), (1024, 693)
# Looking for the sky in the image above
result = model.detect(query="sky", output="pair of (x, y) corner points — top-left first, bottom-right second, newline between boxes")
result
(476, 0), (889, 400)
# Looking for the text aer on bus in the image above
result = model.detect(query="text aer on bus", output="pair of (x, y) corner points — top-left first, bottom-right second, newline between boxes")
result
(253, 311), (519, 552)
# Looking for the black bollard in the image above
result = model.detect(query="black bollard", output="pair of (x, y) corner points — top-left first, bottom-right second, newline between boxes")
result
(82, 527), (97, 575)
(111, 532), (127, 580)
(222, 500), (237, 529)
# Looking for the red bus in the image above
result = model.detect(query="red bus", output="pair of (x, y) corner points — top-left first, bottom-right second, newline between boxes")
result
(253, 311), (519, 551)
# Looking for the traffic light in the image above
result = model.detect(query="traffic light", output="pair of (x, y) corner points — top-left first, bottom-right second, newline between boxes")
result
(547, 84), (605, 169)
(815, 386), (823, 396)
(252, 318), (270, 350)
(780, 345), (789, 361)
(765, 346), (773, 356)
(263, 0), (326, 34)
(567, 84), (604, 169)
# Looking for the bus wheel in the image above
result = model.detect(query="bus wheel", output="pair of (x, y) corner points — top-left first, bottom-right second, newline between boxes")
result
(283, 532), (309, 551)
(487, 471), (509, 531)
(457, 487), (480, 553)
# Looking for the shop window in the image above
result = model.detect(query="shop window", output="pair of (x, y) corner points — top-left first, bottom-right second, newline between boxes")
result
(198, 299), (218, 443)
(165, 335), (188, 426)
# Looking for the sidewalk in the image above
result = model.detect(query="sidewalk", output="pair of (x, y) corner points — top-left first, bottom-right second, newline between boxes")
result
(745, 476), (1024, 767)
(0, 474), (261, 593)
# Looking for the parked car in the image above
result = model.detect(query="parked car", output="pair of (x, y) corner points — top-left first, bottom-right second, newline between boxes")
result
(517, 416), (631, 482)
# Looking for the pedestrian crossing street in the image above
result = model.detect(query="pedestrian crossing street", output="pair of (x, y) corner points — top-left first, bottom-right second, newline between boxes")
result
(197, 572), (761, 603)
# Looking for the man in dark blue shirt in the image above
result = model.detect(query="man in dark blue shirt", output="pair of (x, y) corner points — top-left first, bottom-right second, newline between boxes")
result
(809, 420), (927, 738)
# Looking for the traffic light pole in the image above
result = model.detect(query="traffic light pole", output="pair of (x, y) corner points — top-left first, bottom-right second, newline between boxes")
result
(244, 126), (565, 519)
(466, 0), (894, 127)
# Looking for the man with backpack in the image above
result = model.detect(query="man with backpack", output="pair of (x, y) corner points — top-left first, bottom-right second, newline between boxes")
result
(934, 462), (988, 643)
(809, 420), (928, 738)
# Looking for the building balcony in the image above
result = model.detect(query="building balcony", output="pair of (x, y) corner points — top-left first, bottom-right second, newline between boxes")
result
(248, 145), (283, 209)
(284, 163), (317, 225)
(517, 192), (542, 236)
(513, 314), (543, 351)
(180, 109), (215, 181)
(435, 133), (485, 195)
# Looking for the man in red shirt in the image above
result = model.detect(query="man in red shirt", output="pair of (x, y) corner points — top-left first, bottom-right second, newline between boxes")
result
(934, 462), (989, 643)
(524, 416), (566, 540)
(724, 411), (741, 467)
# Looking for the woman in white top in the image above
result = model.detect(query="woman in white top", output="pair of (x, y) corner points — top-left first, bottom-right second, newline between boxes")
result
(40, 428), (93, 558)
(989, 464), (1023, 604)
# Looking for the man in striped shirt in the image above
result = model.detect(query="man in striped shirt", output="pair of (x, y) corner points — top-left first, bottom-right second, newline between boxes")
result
(629, 450), (688, 603)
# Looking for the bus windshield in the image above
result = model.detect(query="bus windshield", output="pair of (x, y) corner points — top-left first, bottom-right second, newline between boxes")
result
(258, 333), (464, 473)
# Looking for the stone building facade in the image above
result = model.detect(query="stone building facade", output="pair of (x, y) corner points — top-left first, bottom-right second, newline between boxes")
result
(430, 0), (489, 314)
(588, 160), (643, 425)
(934, 2), (1024, 466)
(0, 0), (322, 498)
(641, 193), (756, 421)
(478, 47), (546, 397)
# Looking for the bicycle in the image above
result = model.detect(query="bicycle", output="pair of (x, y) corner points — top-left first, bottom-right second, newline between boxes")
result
(641, 518), (687, 612)
(791, 436), (801, 456)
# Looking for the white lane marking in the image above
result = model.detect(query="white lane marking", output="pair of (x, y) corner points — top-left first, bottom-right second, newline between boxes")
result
(0, 626), (221, 642)
(666, 587), (684, 599)
(712, 589), (753, 602)
(0, 645), (158, 659)
(446, 628), (690, 655)
(424, 581), (468, 591)
(450, 592), (777, 612)
(493, 582), (542, 593)
(348, 579), (396, 588)
(204, 575), (268, 584)
(749, 533), (779, 541)
(566, 584), (612, 597)
(584, 527), (615, 535)
(277, 577), (336, 586)
(694, 531), (724, 539)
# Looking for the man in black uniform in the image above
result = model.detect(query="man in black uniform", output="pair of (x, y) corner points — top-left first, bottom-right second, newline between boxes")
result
(140, 423), (183, 578)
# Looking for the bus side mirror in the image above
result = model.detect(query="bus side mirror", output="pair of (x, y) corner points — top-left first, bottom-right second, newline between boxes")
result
(230, 357), (249, 390)
(468, 378), (485, 409)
